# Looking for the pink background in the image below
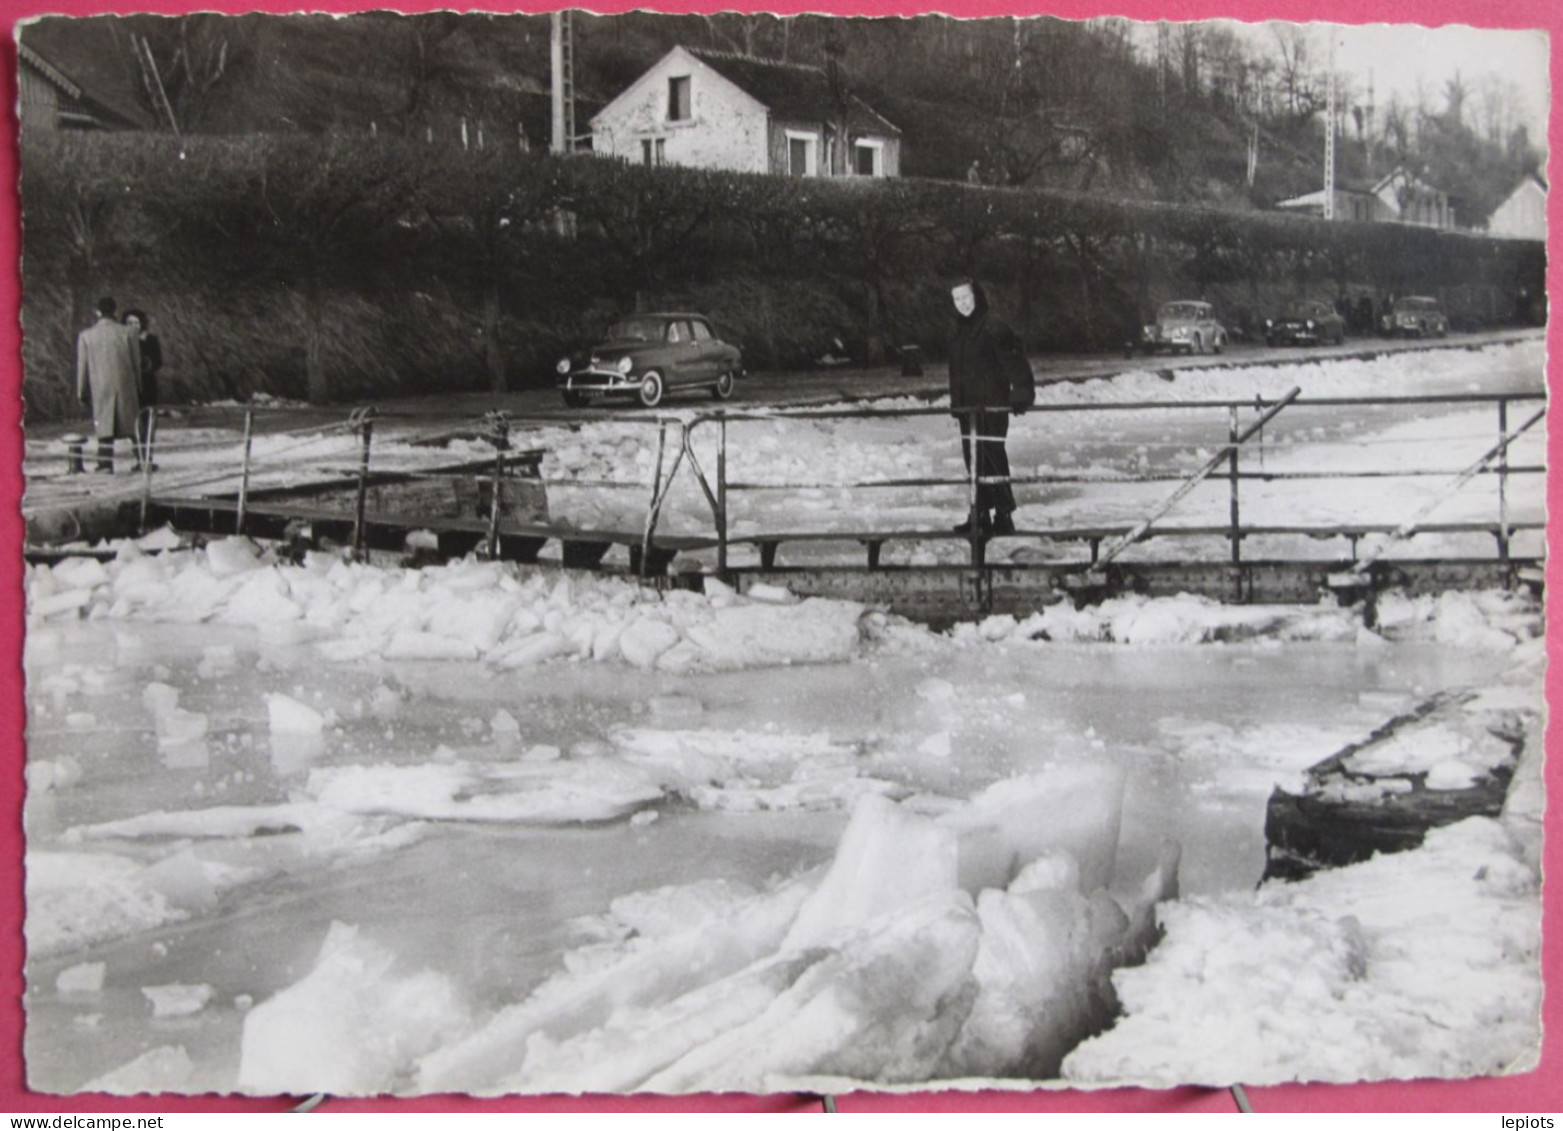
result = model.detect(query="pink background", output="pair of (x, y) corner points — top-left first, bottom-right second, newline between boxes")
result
(0, 0), (1557, 1113)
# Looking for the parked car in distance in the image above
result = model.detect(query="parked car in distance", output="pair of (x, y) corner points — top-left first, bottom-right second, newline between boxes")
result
(1264, 300), (1346, 347)
(1131, 301), (1229, 356)
(1380, 295), (1449, 339)
(557, 313), (742, 408)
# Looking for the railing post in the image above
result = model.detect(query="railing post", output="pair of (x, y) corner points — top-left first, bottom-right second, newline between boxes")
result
(137, 408), (158, 531)
(966, 409), (979, 524)
(1228, 404), (1241, 563)
(350, 408), (376, 559)
(640, 421), (669, 581)
(717, 417), (728, 575)
(486, 448), (505, 560)
(1497, 397), (1510, 565)
(236, 409), (255, 536)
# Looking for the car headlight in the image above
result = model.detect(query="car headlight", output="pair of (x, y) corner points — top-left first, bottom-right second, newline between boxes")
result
(556, 358), (571, 375)
(1305, 320), (1315, 330)
(617, 356), (634, 376)
(1264, 318), (1273, 328)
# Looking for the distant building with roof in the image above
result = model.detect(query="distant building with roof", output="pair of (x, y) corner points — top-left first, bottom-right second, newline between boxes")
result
(1275, 167), (1456, 229)
(1273, 185), (1388, 223)
(1486, 174), (1546, 240)
(589, 45), (900, 178)
(17, 19), (155, 134)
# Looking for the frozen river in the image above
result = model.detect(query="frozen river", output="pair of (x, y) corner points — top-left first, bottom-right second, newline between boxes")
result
(24, 608), (1506, 1094)
(21, 338), (1546, 1096)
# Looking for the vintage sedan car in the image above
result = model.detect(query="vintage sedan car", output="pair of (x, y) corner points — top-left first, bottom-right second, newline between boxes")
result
(1264, 300), (1346, 347)
(557, 313), (742, 408)
(1133, 301), (1229, 356)
(1381, 295), (1449, 338)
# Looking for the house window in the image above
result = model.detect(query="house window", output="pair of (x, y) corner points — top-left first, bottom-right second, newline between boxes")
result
(668, 76), (691, 122)
(642, 139), (652, 165)
(640, 138), (666, 166)
(853, 140), (883, 177)
(785, 130), (818, 177)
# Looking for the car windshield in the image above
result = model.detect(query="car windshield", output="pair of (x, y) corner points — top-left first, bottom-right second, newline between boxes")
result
(1160, 303), (1205, 320)
(1395, 298), (1436, 313)
(605, 317), (667, 342)
(1284, 304), (1325, 319)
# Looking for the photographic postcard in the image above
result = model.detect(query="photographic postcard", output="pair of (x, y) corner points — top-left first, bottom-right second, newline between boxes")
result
(13, 6), (1552, 1103)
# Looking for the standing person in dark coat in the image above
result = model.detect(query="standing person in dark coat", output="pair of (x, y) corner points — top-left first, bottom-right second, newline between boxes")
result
(947, 278), (1019, 535)
(76, 297), (141, 473)
(124, 308), (162, 469)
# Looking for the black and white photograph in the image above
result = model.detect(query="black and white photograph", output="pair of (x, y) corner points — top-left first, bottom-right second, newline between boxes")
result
(16, 6), (1550, 1099)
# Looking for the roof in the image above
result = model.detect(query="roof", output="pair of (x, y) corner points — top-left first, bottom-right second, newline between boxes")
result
(17, 17), (158, 130)
(686, 48), (899, 136)
(1275, 186), (1377, 208)
(1371, 166), (1444, 196)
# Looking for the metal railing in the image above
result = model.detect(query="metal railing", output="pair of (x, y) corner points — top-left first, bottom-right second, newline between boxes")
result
(47, 390), (1544, 583)
(667, 390), (1546, 574)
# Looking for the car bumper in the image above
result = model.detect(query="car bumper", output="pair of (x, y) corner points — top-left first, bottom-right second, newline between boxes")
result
(559, 370), (646, 396)
(1269, 327), (1318, 344)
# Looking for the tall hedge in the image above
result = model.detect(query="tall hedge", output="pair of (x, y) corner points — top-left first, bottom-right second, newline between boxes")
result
(20, 131), (1543, 418)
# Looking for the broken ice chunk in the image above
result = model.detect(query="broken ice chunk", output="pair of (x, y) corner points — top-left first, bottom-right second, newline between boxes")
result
(267, 693), (325, 735)
(56, 961), (106, 995)
(142, 983), (214, 1018)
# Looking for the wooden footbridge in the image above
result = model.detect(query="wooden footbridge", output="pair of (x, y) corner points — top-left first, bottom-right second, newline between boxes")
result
(24, 388), (1546, 622)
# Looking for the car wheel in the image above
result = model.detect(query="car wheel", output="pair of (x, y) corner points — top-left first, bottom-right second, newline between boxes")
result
(562, 391), (588, 409)
(1212, 333), (1225, 355)
(712, 370), (736, 401)
(638, 371), (665, 408)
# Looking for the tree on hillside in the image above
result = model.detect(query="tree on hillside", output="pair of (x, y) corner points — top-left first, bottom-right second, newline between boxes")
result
(1270, 25), (1321, 120)
(115, 13), (252, 132)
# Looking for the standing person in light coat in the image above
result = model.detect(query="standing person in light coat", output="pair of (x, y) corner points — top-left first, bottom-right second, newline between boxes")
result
(947, 278), (1020, 535)
(76, 297), (141, 472)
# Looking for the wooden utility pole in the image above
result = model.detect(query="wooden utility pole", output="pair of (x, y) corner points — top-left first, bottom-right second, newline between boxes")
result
(551, 11), (576, 154)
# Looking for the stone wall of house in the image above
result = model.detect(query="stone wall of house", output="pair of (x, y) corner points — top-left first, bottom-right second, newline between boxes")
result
(591, 48), (768, 174)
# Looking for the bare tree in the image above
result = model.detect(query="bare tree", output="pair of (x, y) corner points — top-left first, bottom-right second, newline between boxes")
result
(115, 14), (248, 132)
(1269, 24), (1321, 119)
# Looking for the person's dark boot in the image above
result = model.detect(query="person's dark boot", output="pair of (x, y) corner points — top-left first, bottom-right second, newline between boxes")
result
(953, 509), (989, 536)
(94, 440), (114, 474)
(990, 510), (1017, 536)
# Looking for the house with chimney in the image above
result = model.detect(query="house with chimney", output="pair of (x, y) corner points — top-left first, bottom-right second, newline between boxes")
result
(589, 45), (900, 178)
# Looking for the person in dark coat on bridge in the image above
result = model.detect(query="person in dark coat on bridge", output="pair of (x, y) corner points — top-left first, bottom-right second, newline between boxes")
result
(124, 308), (162, 469)
(947, 278), (1019, 535)
(76, 296), (141, 473)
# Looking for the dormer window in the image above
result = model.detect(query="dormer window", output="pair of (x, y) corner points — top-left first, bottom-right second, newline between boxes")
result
(668, 76), (691, 122)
